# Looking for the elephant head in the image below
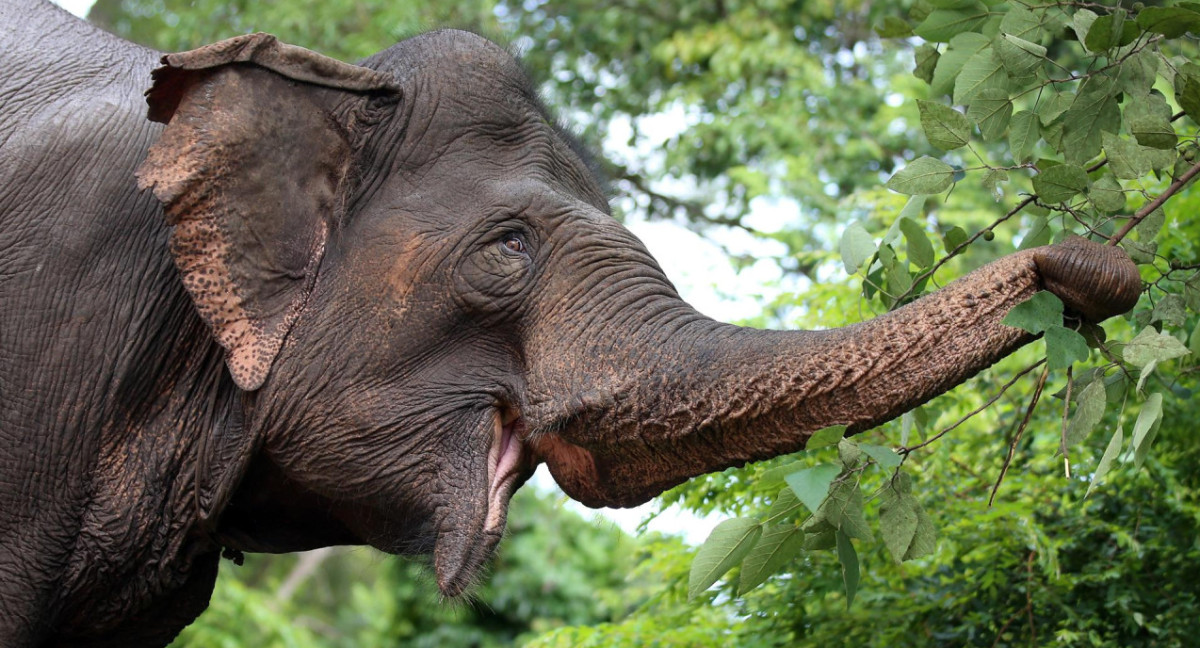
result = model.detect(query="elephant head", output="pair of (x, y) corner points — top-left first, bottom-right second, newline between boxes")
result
(136, 31), (1141, 596)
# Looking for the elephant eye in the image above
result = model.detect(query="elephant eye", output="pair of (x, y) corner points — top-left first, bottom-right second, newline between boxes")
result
(500, 233), (528, 256)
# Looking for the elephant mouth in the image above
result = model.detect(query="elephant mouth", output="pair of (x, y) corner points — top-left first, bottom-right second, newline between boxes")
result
(485, 407), (527, 532)
(434, 407), (531, 597)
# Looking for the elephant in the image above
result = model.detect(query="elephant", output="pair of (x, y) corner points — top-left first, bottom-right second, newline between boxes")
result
(0, 0), (1142, 645)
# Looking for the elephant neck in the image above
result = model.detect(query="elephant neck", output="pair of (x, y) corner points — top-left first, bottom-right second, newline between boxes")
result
(216, 453), (362, 554)
(53, 314), (242, 641)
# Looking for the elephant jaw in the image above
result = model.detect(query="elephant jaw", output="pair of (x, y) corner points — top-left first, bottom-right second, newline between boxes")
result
(432, 408), (529, 597)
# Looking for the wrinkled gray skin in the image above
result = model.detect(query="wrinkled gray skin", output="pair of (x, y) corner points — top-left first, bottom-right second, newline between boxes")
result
(0, 1), (1142, 646)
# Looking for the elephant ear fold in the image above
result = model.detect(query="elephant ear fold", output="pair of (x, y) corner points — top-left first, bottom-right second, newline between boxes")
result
(137, 34), (400, 391)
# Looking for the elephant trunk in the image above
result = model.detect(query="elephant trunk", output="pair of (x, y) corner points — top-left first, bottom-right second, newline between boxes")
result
(531, 237), (1139, 508)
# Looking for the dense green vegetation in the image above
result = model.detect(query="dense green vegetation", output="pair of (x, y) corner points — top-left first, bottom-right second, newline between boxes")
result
(89, 0), (1200, 645)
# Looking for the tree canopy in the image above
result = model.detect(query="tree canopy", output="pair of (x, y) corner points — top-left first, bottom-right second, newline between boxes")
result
(87, 0), (1200, 645)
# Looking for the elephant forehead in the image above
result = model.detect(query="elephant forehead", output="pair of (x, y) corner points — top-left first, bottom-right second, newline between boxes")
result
(362, 31), (608, 209)
(366, 30), (534, 109)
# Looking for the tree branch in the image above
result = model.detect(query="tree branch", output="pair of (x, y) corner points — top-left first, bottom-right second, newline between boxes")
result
(1107, 158), (1200, 246)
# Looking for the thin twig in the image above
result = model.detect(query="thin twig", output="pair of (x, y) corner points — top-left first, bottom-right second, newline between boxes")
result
(1060, 366), (1073, 478)
(893, 196), (1036, 306)
(991, 609), (1023, 648)
(900, 360), (1045, 455)
(989, 365), (1050, 507)
(1108, 158), (1200, 245)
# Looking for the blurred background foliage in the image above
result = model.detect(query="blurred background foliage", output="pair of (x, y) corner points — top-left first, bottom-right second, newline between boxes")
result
(85, 0), (1200, 645)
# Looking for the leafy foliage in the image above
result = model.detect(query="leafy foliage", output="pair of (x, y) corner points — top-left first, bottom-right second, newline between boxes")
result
(171, 489), (642, 647)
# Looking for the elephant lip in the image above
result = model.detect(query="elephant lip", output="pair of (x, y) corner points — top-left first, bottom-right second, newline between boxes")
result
(485, 409), (526, 532)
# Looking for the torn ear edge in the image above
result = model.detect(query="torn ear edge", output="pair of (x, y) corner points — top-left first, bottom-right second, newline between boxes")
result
(146, 32), (400, 123)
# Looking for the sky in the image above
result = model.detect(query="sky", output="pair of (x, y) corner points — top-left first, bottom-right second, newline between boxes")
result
(52, 0), (93, 17)
(49, 0), (786, 544)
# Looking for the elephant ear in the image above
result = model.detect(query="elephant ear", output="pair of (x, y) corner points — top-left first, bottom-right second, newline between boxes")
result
(137, 33), (400, 391)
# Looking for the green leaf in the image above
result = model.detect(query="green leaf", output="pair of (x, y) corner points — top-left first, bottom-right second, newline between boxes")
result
(1136, 358), (1159, 393)
(966, 88), (1012, 140)
(1002, 291), (1063, 334)
(1152, 294), (1187, 328)
(1065, 379), (1107, 448)
(785, 464), (842, 513)
(840, 223), (876, 274)
(954, 47), (1010, 104)
(1124, 327), (1191, 370)
(1062, 79), (1121, 165)
(1173, 63), (1200, 124)
(836, 529), (860, 609)
(1136, 6), (1200, 38)
(1191, 320), (1200, 359)
(1127, 92), (1177, 150)
(801, 518), (836, 550)
(982, 168), (1009, 201)
(1142, 145), (1178, 172)
(900, 218), (935, 269)
(918, 100), (971, 150)
(860, 444), (903, 470)
(837, 438), (862, 468)
(1103, 132), (1150, 180)
(880, 473), (934, 562)
(1114, 48), (1159, 97)
(1038, 91), (1072, 125)
(875, 15), (914, 38)
(688, 518), (763, 599)
(738, 525), (805, 595)
(1084, 12), (1133, 52)
(904, 504), (938, 561)
(1085, 424), (1123, 498)
(931, 32), (990, 96)
(1045, 325), (1090, 370)
(999, 5), (1043, 41)
(1136, 206), (1166, 241)
(886, 156), (956, 195)
(807, 424), (847, 450)
(1123, 240), (1156, 265)
(899, 410), (915, 447)
(1185, 273), (1200, 312)
(764, 486), (802, 524)
(913, 43), (940, 84)
(817, 479), (872, 541)
(915, 3), (990, 42)
(1072, 9), (1099, 48)
(994, 33), (1045, 75)
(1088, 175), (1125, 213)
(1033, 163), (1088, 203)
(1131, 392), (1163, 472)
(898, 194), (924, 225)
(943, 225), (968, 252)
(1008, 110), (1039, 163)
